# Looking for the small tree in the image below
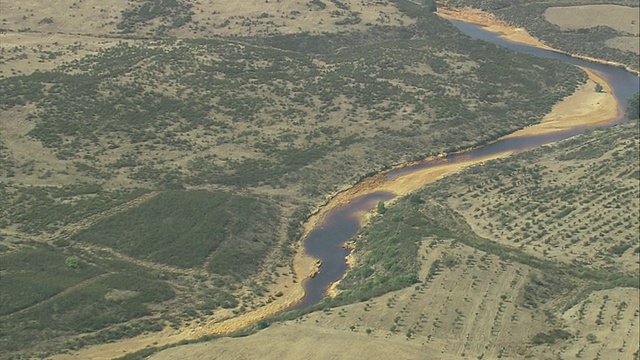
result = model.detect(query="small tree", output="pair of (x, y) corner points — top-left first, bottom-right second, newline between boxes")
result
(376, 201), (387, 214)
(65, 255), (80, 269)
(409, 194), (424, 205)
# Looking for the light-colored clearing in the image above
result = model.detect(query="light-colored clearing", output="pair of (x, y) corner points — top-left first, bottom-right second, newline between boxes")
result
(545, 5), (640, 36)
(150, 322), (449, 360)
(176, 0), (412, 37)
(0, 32), (134, 76)
(605, 36), (640, 55)
(555, 288), (639, 359)
(0, 0), (124, 35)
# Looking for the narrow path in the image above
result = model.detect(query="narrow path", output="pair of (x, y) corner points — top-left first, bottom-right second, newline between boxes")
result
(4, 272), (113, 317)
(50, 191), (160, 242)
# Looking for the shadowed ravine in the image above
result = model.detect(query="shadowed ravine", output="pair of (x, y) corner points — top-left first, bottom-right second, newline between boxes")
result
(290, 20), (640, 310)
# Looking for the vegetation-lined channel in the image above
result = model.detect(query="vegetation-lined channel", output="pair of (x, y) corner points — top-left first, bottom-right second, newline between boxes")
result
(294, 19), (640, 309)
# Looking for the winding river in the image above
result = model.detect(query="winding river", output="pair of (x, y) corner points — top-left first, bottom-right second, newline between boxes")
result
(291, 20), (640, 310)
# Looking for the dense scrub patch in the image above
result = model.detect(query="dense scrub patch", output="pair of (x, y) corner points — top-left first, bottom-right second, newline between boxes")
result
(0, 244), (174, 356)
(73, 190), (279, 277)
(0, 246), (104, 315)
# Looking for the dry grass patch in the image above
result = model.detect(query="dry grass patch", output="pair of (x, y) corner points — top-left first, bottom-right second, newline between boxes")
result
(0, 0), (125, 35)
(544, 5), (639, 36)
(605, 36), (640, 55)
(0, 33), (135, 76)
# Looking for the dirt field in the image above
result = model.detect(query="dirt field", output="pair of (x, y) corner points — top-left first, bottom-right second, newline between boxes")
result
(544, 5), (639, 36)
(557, 288), (640, 359)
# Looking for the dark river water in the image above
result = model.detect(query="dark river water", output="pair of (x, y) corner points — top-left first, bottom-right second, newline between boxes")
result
(289, 20), (640, 310)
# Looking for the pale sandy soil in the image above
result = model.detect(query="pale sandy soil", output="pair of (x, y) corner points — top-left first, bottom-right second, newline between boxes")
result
(556, 287), (640, 359)
(437, 7), (554, 50)
(545, 5), (640, 36)
(606, 36), (640, 55)
(150, 322), (454, 360)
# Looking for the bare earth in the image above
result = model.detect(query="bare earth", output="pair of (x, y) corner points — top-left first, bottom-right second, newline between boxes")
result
(503, 68), (619, 138)
(437, 7), (554, 50)
(150, 323), (451, 360)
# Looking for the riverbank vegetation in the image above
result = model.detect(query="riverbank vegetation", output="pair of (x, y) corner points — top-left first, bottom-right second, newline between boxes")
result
(444, 0), (640, 71)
